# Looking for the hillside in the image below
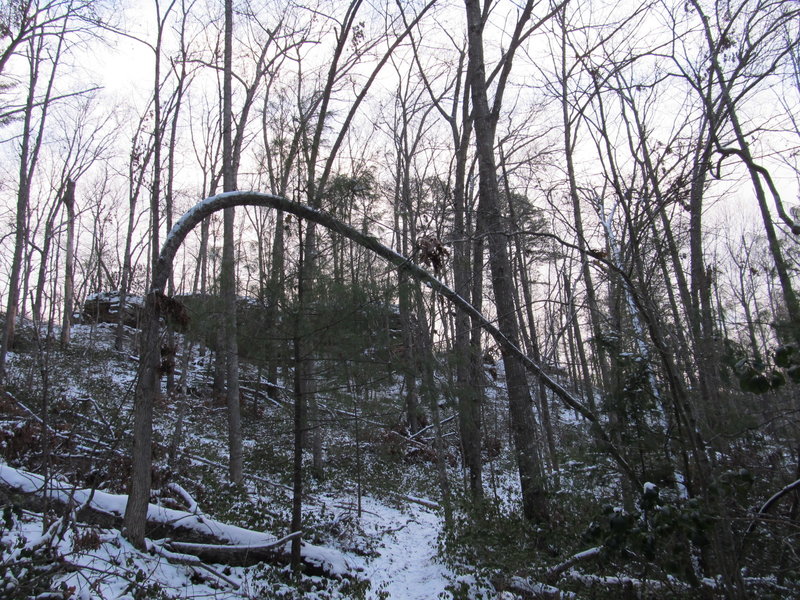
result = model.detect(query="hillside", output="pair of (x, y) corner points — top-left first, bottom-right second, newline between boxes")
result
(3, 303), (798, 599)
(3, 1), (800, 597)
(0, 318), (515, 599)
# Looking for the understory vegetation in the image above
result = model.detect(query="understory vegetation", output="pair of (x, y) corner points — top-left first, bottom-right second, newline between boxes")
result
(1, 0), (800, 598)
(1, 302), (798, 598)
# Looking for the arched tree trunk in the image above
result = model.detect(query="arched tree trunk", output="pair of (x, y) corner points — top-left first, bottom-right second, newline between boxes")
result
(123, 190), (638, 547)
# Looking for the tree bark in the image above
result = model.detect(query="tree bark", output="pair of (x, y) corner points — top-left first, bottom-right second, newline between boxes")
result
(60, 179), (76, 347)
(464, 0), (548, 523)
(222, 0), (243, 487)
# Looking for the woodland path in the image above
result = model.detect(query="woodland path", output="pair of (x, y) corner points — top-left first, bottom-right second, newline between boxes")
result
(334, 495), (452, 599)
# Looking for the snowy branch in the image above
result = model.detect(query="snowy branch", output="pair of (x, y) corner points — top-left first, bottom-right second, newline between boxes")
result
(745, 477), (800, 537)
(544, 546), (602, 582)
(153, 191), (639, 484)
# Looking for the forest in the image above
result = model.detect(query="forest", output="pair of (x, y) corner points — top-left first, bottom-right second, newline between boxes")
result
(0, 0), (799, 598)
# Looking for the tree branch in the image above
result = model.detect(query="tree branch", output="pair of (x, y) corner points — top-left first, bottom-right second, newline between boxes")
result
(151, 191), (639, 488)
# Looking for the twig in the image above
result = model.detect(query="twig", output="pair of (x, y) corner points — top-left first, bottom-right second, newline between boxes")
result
(408, 415), (455, 439)
(179, 450), (307, 497)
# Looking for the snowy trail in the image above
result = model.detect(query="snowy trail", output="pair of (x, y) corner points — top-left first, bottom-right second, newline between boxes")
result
(345, 496), (452, 599)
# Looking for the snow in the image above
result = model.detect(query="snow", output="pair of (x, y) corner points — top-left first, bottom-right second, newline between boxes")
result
(166, 482), (200, 514)
(0, 299), (608, 599)
(342, 496), (454, 600)
(85, 290), (144, 307)
(509, 575), (574, 598)
(295, 541), (353, 578)
(0, 460), (463, 598)
(0, 463), (354, 576)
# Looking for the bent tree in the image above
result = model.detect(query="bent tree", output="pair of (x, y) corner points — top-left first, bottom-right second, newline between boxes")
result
(123, 190), (637, 547)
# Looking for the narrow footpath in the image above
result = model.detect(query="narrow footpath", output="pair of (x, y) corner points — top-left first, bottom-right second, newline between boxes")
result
(346, 496), (453, 599)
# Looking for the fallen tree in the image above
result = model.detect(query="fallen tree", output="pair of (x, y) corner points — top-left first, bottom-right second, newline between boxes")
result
(0, 464), (353, 577)
(125, 190), (638, 547)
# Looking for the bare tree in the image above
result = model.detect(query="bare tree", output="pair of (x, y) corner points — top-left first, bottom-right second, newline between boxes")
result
(0, 2), (77, 381)
(689, 0), (800, 345)
(221, 0), (243, 487)
(464, 0), (562, 523)
(407, 18), (487, 502)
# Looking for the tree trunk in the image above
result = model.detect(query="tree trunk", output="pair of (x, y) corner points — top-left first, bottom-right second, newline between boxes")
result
(464, 0), (548, 523)
(291, 228), (308, 573)
(3, 23), (70, 355)
(223, 0), (243, 486)
(60, 179), (76, 347)
(454, 141), (483, 501)
(502, 154), (559, 473)
(123, 294), (161, 549)
(413, 282), (453, 527)
(558, 9), (613, 410)
(265, 209), (285, 401)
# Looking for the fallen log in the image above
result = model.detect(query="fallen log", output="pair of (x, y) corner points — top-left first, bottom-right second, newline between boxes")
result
(165, 531), (302, 567)
(0, 464), (354, 578)
(491, 575), (562, 600)
(391, 492), (441, 510)
(147, 540), (241, 589)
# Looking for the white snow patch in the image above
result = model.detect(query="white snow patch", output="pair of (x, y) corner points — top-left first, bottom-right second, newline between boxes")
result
(336, 495), (454, 600)
(0, 463), (353, 578)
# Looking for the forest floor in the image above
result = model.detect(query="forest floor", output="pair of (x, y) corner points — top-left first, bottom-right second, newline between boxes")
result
(6, 313), (796, 598)
(0, 320), (483, 599)
(0, 463), (457, 599)
(345, 495), (452, 599)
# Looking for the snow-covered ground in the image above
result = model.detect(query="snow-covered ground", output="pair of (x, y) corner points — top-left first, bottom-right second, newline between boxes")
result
(0, 460), (460, 599)
(346, 496), (452, 600)
(0, 321), (489, 598)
